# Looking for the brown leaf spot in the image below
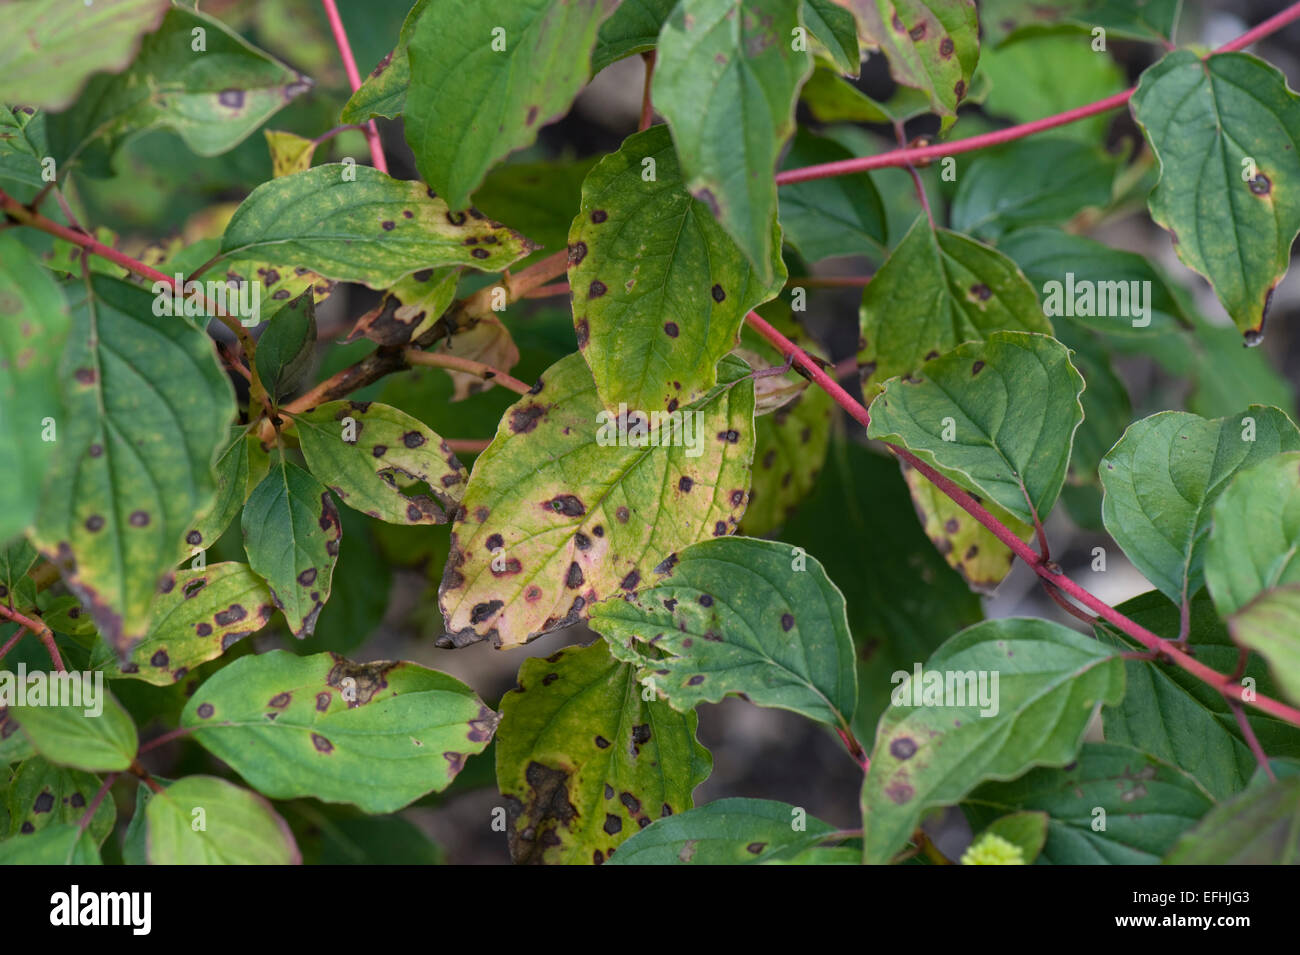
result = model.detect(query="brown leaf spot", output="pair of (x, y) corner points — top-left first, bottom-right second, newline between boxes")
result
(890, 737), (918, 760)
(312, 733), (334, 753)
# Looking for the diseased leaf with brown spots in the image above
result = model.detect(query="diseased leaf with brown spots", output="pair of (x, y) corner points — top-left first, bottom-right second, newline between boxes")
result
(181, 430), (270, 562)
(901, 460), (1033, 594)
(264, 129), (317, 177)
(87, 562), (276, 686)
(741, 386), (832, 536)
(241, 460), (341, 638)
(181, 650), (494, 813)
(31, 275), (235, 658)
(348, 267), (461, 347)
(220, 165), (538, 289)
(5, 757), (116, 846)
(569, 125), (785, 415)
(594, 538), (857, 731)
(438, 353), (755, 649)
(340, 0), (429, 123)
(294, 400), (467, 525)
(496, 640), (711, 864)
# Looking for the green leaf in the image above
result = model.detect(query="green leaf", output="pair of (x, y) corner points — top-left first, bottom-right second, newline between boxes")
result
(862, 617), (1124, 864)
(496, 640), (710, 864)
(1099, 406), (1300, 606)
(88, 562), (276, 686)
(998, 227), (1189, 336)
(741, 380), (832, 535)
(31, 275), (234, 656)
(591, 0), (677, 74)
(254, 292), (316, 401)
(242, 459), (342, 638)
(220, 164), (537, 289)
(287, 804), (444, 865)
(593, 537), (857, 730)
(803, 0), (861, 76)
(866, 331), (1084, 528)
(45, 6), (310, 175)
(437, 353), (755, 649)
(606, 797), (838, 864)
(950, 138), (1114, 240)
(0, 235), (68, 543)
(404, 0), (619, 210)
(0, 822), (102, 864)
(183, 429), (270, 559)
(1131, 51), (1300, 340)
(1097, 590), (1300, 799)
(182, 650), (494, 813)
(964, 742), (1214, 864)
(339, 0), (429, 122)
(569, 125), (784, 414)
(5, 757), (115, 845)
(652, 0), (812, 280)
(0, 537), (38, 611)
(145, 775), (300, 864)
(0, 0), (169, 112)
(857, 217), (1052, 404)
(779, 128), (887, 262)
(781, 443), (984, 738)
(0, 107), (47, 191)
(979, 0), (1181, 46)
(12, 688), (138, 773)
(1227, 586), (1300, 709)
(293, 400), (468, 525)
(1165, 778), (1300, 864)
(1057, 327), (1131, 486)
(1205, 451), (1300, 618)
(798, 67), (931, 125)
(264, 129), (317, 178)
(977, 33), (1124, 143)
(842, 0), (979, 125)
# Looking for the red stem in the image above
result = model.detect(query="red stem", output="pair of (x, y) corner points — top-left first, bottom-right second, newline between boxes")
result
(0, 605), (64, 672)
(640, 51), (657, 131)
(76, 773), (118, 837)
(138, 726), (195, 755)
(0, 626), (27, 663)
(743, 310), (1300, 727)
(1231, 703), (1277, 782)
(320, 0), (389, 174)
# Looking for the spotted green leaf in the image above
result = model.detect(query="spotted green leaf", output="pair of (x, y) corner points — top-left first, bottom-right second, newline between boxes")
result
(998, 227), (1189, 337)
(5, 757), (116, 845)
(11, 688), (138, 773)
(1165, 778), (1300, 864)
(1227, 586), (1300, 709)
(438, 352), (755, 650)
(31, 275), (234, 657)
(901, 460), (1033, 593)
(182, 430), (270, 560)
(594, 536), (856, 730)
(181, 650), (495, 813)
(1099, 406), (1300, 606)
(88, 562), (276, 686)
(964, 742), (1214, 864)
(145, 775), (300, 864)
(254, 291), (316, 401)
(0, 0), (169, 112)
(843, 0), (979, 125)
(45, 6), (310, 175)
(741, 383), (832, 535)
(569, 125), (784, 415)
(606, 797), (839, 865)
(1205, 451), (1300, 618)
(950, 138), (1115, 240)
(496, 640), (711, 864)
(242, 460), (341, 638)
(340, 0), (429, 122)
(404, 0), (619, 210)
(348, 267), (461, 348)
(1097, 590), (1300, 800)
(264, 129), (317, 177)
(779, 128), (887, 262)
(0, 235), (68, 544)
(0, 822), (102, 864)
(857, 217), (1052, 404)
(867, 332), (1084, 528)
(862, 617), (1125, 864)
(591, 0), (677, 74)
(1131, 51), (1300, 341)
(652, 0), (812, 280)
(220, 164), (537, 289)
(294, 400), (468, 525)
